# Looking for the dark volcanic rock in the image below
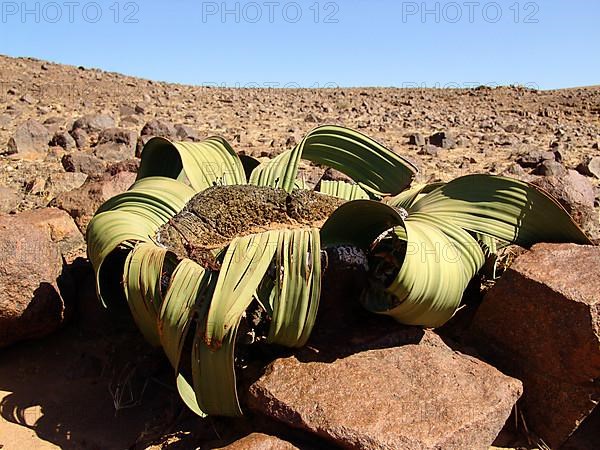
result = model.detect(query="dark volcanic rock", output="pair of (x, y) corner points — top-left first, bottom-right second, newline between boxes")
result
(516, 150), (555, 168)
(5, 119), (50, 155)
(97, 127), (137, 148)
(50, 130), (77, 151)
(175, 124), (202, 141)
(93, 127), (138, 161)
(93, 142), (136, 161)
(62, 152), (107, 176)
(140, 119), (176, 138)
(577, 156), (600, 179)
(408, 132), (426, 146)
(533, 159), (567, 177)
(71, 114), (116, 134)
(429, 131), (456, 149)
(105, 158), (140, 175)
(69, 128), (89, 149)
(136, 119), (177, 155)
(467, 243), (600, 448)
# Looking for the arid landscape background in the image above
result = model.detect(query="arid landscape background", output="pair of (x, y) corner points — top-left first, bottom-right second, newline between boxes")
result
(0, 54), (599, 449)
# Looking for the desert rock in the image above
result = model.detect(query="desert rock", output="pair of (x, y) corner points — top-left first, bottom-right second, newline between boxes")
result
(50, 171), (136, 232)
(216, 433), (300, 450)
(62, 152), (107, 176)
(577, 156), (600, 179)
(71, 114), (116, 134)
(0, 208), (80, 347)
(531, 170), (596, 234)
(249, 331), (522, 450)
(467, 243), (600, 448)
(5, 119), (50, 156)
(50, 130), (77, 150)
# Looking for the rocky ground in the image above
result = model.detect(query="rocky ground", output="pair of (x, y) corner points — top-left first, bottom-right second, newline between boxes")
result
(0, 54), (599, 449)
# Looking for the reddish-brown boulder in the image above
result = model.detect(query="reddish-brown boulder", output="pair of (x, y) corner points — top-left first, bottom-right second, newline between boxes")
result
(532, 170), (597, 235)
(0, 185), (22, 213)
(94, 127), (138, 161)
(136, 119), (177, 156)
(215, 433), (299, 450)
(17, 208), (85, 263)
(248, 331), (522, 450)
(49, 171), (136, 232)
(0, 208), (81, 347)
(467, 243), (600, 448)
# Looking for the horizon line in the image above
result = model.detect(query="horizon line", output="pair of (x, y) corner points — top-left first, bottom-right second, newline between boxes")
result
(3, 53), (599, 93)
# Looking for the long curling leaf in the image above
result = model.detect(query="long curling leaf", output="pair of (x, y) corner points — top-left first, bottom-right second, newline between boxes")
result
(123, 243), (176, 346)
(250, 126), (417, 196)
(301, 126), (417, 196)
(409, 174), (592, 246)
(137, 137), (247, 192)
(87, 177), (196, 305)
(386, 182), (445, 210)
(159, 258), (210, 372)
(321, 199), (406, 248)
(267, 228), (322, 347)
(197, 231), (280, 416)
(362, 212), (486, 327)
(319, 180), (369, 201)
(97, 177), (196, 229)
(86, 210), (156, 304)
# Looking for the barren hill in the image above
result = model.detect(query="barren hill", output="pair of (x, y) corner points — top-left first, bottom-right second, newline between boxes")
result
(1, 53), (599, 196)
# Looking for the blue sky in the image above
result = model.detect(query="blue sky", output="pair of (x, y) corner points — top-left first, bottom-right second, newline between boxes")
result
(0, 0), (598, 89)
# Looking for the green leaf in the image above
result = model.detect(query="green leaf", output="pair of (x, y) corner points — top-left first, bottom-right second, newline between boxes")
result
(319, 180), (369, 201)
(123, 243), (177, 347)
(250, 126), (417, 196)
(249, 149), (296, 190)
(267, 228), (322, 347)
(86, 210), (157, 305)
(322, 174), (592, 327)
(321, 199), (406, 248)
(323, 200), (485, 327)
(302, 126), (418, 196)
(363, 212), (486, 327)
(137, 137), (247, 192)
(204, 232), (280, 346)
(409, 174), (592, 246)
(196, 231), (280, 416)
(176, 373), (206, 418)
(158, 258), (211, 373)
(96, 177), (196, 229)
(87, 177), (197, 306)
(386, 182), (445, 210)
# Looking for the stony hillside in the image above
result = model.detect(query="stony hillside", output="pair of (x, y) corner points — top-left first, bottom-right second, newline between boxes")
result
(1, 53), (599, 218)
(0, 54), (599, 450)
